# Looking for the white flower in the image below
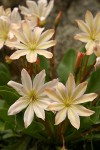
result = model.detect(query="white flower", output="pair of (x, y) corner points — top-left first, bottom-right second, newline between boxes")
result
(74, 10), (100, 55)
(8, 69), (58, 128)
(19, 0), (54, 21)
(7, 21), (56, 63)
(46, 73), (97, 129)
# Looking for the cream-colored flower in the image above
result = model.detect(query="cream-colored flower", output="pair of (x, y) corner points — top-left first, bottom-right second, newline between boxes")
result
(0, 6), (11, 17)
(7, 21), (56, 63)
(74, 10), (100, 55)
(19, 0), (54, 21)
(46, 73), (97, 129)
(8, 69), (58, 128)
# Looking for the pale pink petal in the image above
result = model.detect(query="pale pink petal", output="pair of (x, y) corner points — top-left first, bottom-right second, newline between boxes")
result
(73, 93), (98, 104)
(19, 6), (30, 16)
(71, 105), (95, 116)
(33, 27), (44, 42)
(37, 99), (51, 109)
(8, 97), (29, 115)
(26, 0), (38, 14)
(66, 73), (75, 97)
(37, 40), (56, 49)
(7, 81), (27, 96)
(21, 69), (32, 92)
(13, 30), (27, 44)
(6, 41), (28, 49)
(45, 89), (62, 102)
(24, 103), (34, 128)
(10, 50), (28, 59)
(72, 82), (87, 100)
(85, 10), (93, 30)
(56, 82), (66, 100)
(38, 0), (47, 17)
(68, 108), (80, 129)
(74, 33), (90, 43)
(33, 102), (45, 120)
(33, 70), (46, 91)
(26, 51), (37, 63)
(11, 8), (21, 24)
(55, 108), (67, 125)
(45, 0), (54, 18)
(37, 50), (53, 58)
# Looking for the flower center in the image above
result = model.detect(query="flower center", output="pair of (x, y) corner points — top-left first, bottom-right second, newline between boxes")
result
(65, 98), (71, 107)
(29, 90), (38, 102)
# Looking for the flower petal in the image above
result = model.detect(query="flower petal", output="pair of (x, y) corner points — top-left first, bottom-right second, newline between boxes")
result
(72, 82), (87, 100)
(33, 102), (45, 120)
(94, 11), (100, 32)
(45, 0), (54, 18)
(8, 97), (29, 115)
(10, 50), (28, 60)
(73, 93), (97, 104)
(21, 69), (32, 92)
(24, 103), (34, 128)
(71, 105), (95, 116)
(37, 50), (53, 58)
(85, 41), (95, 55)
(48, 102), (65, 111)
(66, 73), (75, 97)
(74, 33), (90, 43)
(68, 108), (80, 129)
(39, 29), (55, 43)
(55, 108), (67, 125)
(33, 70), (46, 91)
(76, 20), (90, 33)
(7, 81), (27, 95)
(26, 51), (37, 63)
(85, 10), (93, 30)
(26, 0), (38, 15)
(0, 40), (4, 49)
(37, 40), (56, 49)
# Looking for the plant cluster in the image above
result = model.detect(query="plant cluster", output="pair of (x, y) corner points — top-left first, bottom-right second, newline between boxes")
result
(0, 0), (100, 150)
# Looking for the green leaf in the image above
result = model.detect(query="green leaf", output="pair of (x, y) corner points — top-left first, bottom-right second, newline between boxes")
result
(57, 49), (77, 83)
(0, 86), (19, 106)
(90, 106), (100, 124)
(0, 63), (11, 86)
(86, 68), (100, 93)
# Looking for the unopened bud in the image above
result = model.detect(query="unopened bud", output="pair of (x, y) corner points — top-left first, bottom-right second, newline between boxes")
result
(54, 11), (62, 28)
(75, 51), (85, 70)
(37, 18), (46, 27)
(5, 55), (12, 64)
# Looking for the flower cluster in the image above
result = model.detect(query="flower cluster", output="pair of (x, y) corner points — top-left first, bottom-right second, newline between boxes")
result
(0, 1), (98, 131)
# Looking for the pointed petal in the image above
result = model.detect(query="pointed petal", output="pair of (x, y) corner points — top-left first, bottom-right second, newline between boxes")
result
(33, 27), (44, 42)
(37, 50), (53, 58)
(33, 103), (45, 120)
(76, 20), (90, 33)
(26, 0), (38, 14)
(19, 6), (30, 16)
(45, 89), (62, 102)
(94, 11), (100, 31)
(56, 82), (66, 100)
(66, 73), (75, 97)
(26, 51), (37, 63)
(33, 70), (46, 91)
(85, 10), (93, 30)
(48, 102), (65, 111)
(10, 50), (28, 60)
(55, 108), (67, 125)
(0, 40), (4, 49)
(13, 30), (27, 44)
(73, 93), (98, 104)
(38, 99), (51, 109)
(24, 103), (34, 128)
(72, 82), (87, 100)
(71, 105), (95, 116)
(74, 33), (90, 43)
(7, 81), (27, 95)
(21, 69), (32, 92)
(85, 41), (94, 55)
(8, 97), (29, 115)
(39, 29), (54, 43)
(68, 108), (80, 129)
(45, 0), (54, 18)
(6, 41), (28, 49)
(37, 40), (56, 49)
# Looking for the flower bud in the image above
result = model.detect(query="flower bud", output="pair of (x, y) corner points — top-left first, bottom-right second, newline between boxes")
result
(75, 51), (85, 70)
(54, 11), (62, 28)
